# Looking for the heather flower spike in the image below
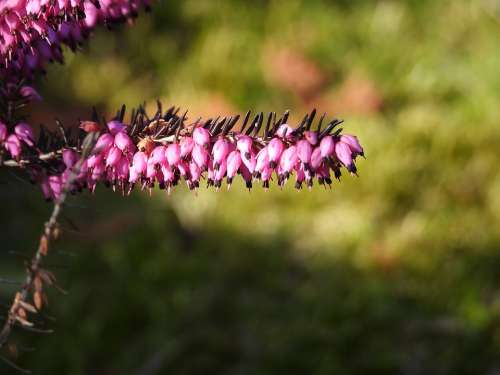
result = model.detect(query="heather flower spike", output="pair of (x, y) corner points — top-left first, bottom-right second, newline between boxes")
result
(0, 103), (364, 199)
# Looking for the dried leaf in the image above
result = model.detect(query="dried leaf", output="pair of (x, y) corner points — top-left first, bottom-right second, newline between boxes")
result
(15, 315), (33, 327)
(7, 343), (18, 359)
(34, 275), (43, 292)
(34, 291), (43, 310)
(17, 308), (26, 320)
(19, 301), (37, 314)
(52, 224), (61, 240)
(39, 234), (48, 256)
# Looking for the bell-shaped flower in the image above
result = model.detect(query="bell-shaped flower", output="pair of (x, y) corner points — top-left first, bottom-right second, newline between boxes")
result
(335, 141), (356, 173)
(319, 135), (335, 159)
(193, 127), (211, 148)
(14, 123), (35, 147)
(5, 134), (22, 159)
(95, 133), (114, 154)
(212, 138), (230, 170)
(226, 150), (242, 184)
(62, 148), (79, 169)
(114, 131), (134, 153)
(267, 138), (284, 168)
(105, 146), (123, 167)
(166, 143), (181, 166)
(180, 136), (194, 158)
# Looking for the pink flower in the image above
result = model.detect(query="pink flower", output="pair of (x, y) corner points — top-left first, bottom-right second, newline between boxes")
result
(236, 135), (253, 158)
(193, 127), (211, 148)
(214, 159), (227, 188)
(132, 151), (148, 175)
(319, 135), (335, 159)
(40, 177), (53, 201)
(335, 141), (356, 173)
(62, 148), (79, 169)
(150, 145), (167, 165)
(192, 144), (209, 170)
(107, 120), (126, 135)
(19, 86), (42, 101)
(180, 136), (194, 158)
(106, 147), (123, 167)
(166, 143), (181, 166)
(14, 123), (35, 147)
(226, 150), (242, 185)
(114, 131), (134, 153)
(48, 175), (62, 200)
(5, 134), (22, 159)
(340, 134), (364, 157)
(310, 147), (322, 170)
(212, 138), (230, 170)
(276, 124), (294, 139)
(304, 131), (318, 146)
(0, 122), (7, 143)
(297, 140), (312, 168)
(255, 147), (269, 176)
(279, 145), (298, 175)
(267, 138), (284, 168)
(188, 161), (201, 189)
(95, 133), (114, 153)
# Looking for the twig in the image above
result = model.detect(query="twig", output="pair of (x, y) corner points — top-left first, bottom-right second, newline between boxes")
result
(0, 133), (98, 352)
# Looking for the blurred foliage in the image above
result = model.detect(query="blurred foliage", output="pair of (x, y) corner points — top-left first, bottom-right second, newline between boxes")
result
(2, 0), (500, 373)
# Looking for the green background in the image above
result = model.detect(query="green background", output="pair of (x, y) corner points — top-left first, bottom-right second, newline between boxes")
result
(2, 0), (500, 373)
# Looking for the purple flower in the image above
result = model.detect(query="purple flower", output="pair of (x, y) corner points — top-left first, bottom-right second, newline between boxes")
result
(166, 143), (181, 166)
(5, 134), (21, 159)
(335, 141), (356, 174)
(319, 135), (335, 159)
(193, 127), (210, 148)
(14, 123), (35, 146)
(0, 122), (7, 143)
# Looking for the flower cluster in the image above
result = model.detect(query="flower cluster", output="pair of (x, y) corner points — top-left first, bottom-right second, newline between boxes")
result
(0, 0), (150, 78)
(1, 103), (364, 200)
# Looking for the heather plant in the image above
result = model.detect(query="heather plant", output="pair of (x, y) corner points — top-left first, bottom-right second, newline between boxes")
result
(0, 1), (365, 370)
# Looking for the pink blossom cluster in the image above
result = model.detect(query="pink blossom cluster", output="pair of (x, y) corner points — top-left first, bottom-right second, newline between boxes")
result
(0, 0), (150, 77)
(0, 113), (364, 200)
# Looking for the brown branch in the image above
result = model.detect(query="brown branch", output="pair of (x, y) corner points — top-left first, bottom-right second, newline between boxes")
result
(0, 133), (98, 353)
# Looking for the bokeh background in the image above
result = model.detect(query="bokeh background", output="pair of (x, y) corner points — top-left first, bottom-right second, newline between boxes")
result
(2, 0), (500, 373)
